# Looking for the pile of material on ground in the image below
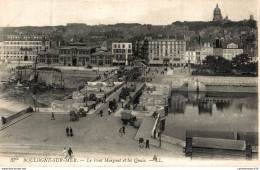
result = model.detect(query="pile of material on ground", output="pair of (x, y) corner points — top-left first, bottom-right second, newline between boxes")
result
(139, 94), (168, 106)
(51, 99), (90, 111)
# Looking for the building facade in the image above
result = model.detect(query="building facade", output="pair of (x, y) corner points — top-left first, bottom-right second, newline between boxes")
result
(223, 43), (243, 60)
(38, 49), (59, 65)
(185, 51), (197, 64)
(200, 42), (213, 61)
(112, 43), (132, 66)
(243, 43), (258, 62)
(90, 51), (113, 67)
(148, 39), (186, 66)
(195, 51), (201, 64)
(58, 46), (96, 66)
(0, 42), (3, 60)
(2, 35), (50, 62)
(213, 48), (223, 57)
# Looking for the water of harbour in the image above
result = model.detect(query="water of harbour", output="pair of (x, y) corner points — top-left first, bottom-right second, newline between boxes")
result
(164, 91), (258, 141)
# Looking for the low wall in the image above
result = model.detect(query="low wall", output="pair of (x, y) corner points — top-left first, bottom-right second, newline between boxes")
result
(193, 76), (258, 85)
(205, 84), (257, 93)
(180, 76), (258, 93)
(3, 107), (32, 124)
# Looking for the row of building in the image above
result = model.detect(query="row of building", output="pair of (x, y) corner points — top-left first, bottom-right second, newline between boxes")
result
(137, 39), (257, 66)
(0, 34), (257, 67)
(0, 35), (133, 67)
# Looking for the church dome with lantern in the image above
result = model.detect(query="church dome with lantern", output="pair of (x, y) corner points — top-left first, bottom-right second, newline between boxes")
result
(213, 4), (223, 21)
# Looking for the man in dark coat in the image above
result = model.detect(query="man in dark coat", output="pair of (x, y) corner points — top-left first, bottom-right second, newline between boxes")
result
(68, 148), (73, 158)
(100, 109), (103, 117)
(146, 139), (150, 148)
(51, 112), (55, 120)
(66, 127), (69, 136)
(69, 127), (73, 137)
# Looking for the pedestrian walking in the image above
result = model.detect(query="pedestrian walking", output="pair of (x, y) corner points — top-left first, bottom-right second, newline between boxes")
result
(100, 109), (103, 117)
(69, 127), (73, 137)
(68, 148), (73, 158)
(66, 127), (69, 136)
(51, 112), (55, 120)
(120, 126), (125, 134)
(146, 139), (150, 148)
(62, 147), (68, 159)
(119, 126), (125, 136)
(104, 95), (107, 103)
(108, 108), (111, 115)
(93, 103), (96, 110)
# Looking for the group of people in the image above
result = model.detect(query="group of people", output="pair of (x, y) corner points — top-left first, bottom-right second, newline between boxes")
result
(66, 127), (74, 137)
(62, 147), (73, 159)
(99, 108), (113, 117)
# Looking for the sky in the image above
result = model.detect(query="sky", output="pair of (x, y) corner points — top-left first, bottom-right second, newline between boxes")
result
(0, 0), (258, 27)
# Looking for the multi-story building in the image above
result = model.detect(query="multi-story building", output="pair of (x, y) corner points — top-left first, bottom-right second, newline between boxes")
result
(223, 43), (243, 60)
(133, 39), (149, 61)
(185, 51), (197, 64)
(112, 43), (132, 66)
(195, 50), (201, 64)
(2, 34), (50, 62)
(148, 39), (186, 66)
(90, 51), (113, 67)
(200, 42), (213, 61)
(0, 42), (3, 60)
(213, 48), (223, 57)
(38, 47), (113, 67)
(58, 46), (96, 66)
(38, 49), (59, 66)
(243, 43), (258, 62)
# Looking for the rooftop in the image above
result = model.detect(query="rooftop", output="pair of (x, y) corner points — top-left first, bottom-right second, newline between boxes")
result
(2, 34), (49, 41)
(192, 137), (246, 151)
(59, 46), (96, 50)
(38, 49), (59, 55)
(91, 51), (112, 56)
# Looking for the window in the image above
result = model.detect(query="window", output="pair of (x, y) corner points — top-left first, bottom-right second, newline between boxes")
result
(114, 44), (117, 48)
(129, 44), (131, 48)
(118, 44), (120, 48)
(128, 49), (131, 53)
(122, 44), (125, 48)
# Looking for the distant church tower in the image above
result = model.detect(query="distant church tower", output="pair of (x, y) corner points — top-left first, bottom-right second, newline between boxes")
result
(213, 4), (223, 21)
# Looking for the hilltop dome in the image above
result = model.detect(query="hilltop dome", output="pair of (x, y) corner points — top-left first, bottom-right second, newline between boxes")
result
(213, 4), (223, 21)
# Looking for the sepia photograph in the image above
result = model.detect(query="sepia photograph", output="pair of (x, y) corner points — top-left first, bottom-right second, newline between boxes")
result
(0, 0), (258, 168)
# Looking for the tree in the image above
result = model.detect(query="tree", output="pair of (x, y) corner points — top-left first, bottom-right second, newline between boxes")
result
(232, 54), (250, 72)
(215, 56), (232, 73)
(203, 55), (217, 72)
